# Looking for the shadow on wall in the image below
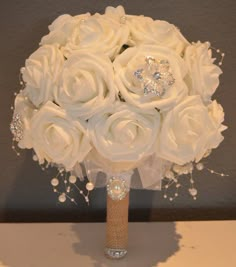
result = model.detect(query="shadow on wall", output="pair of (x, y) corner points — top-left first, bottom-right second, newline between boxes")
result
(71, 222), (181, 267)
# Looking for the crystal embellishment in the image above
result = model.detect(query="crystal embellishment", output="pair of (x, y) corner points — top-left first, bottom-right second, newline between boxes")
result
(10, 113), (23, 142)
(104, 248), (127, 259)
(107, 177), (129, 201)
(134, 69), (144, 80)
(134, 56), (175, 97)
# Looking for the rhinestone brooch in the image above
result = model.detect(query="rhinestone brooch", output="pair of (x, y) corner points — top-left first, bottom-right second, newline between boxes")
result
(107, 177), (129, 201)
(134, 56), (175, 97)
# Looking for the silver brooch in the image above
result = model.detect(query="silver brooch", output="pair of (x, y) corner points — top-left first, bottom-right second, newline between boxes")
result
(134, 56), (175, 97)
(10, 113), (23, 142)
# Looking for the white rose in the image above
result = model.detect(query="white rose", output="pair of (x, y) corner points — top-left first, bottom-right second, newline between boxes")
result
(12, 92), (37, 149)
(22, 45), (64, 107)
(88, 102), (161, 162)
(127, 16), (189, 54)
(207, 100), (227, 149)
(54, 50), (116, 120)
(63, 11), (129, 60)
(31, 101), (91, 170)
(184, 41), (222, 102)
(114, 45), (188, 111)
(40, 14), (90, 47)
(105, 5), (126, 20)
(157, 96), (227, 165)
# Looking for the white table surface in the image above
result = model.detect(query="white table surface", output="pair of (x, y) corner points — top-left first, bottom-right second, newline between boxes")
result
(0, 221), (235, 267)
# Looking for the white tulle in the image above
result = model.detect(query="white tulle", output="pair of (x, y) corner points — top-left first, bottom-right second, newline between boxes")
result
(75, 153), (171, 190)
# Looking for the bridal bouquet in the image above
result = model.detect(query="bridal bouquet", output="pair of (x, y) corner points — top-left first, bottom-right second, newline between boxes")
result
(10, 6), (227, 203)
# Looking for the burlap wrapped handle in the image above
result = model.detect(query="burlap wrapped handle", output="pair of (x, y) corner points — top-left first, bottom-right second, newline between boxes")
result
(105, 192), (129, 257)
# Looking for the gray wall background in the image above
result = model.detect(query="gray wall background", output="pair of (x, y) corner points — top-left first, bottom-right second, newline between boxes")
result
(0, 0), (235, 222)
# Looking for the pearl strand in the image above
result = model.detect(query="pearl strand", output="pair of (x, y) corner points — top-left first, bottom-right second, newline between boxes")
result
(49, 167), (94, 205)
(163, 160), (229, 202)
(206, 42), (225, 66)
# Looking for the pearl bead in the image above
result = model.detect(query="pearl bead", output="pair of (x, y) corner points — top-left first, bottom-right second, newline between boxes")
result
(58, 194), (66, 203)
(86, 182), (94, 191)
(175, 193), (178, 197)
(164, 194), (167, 199)
(189, 188), (198, 196)
(112, 183), (121, 194)
(196, 162), (204, 171)
(32, 155), (38, 161)
(51, 178), (59, 186)
(69, 175), (77, 184)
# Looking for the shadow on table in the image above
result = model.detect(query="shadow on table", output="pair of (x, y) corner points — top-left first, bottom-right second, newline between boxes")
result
(71, 222), (181, 267)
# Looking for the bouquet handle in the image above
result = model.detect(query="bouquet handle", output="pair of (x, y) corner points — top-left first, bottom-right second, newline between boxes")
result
(105, 191), (129, 259)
